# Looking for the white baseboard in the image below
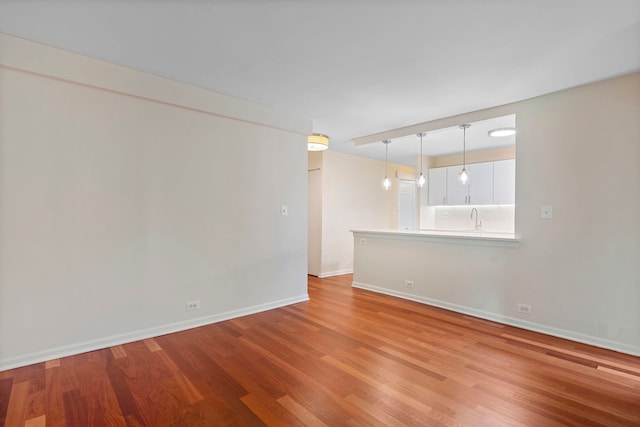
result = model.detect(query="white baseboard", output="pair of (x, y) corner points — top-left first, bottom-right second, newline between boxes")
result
(318, 269), (353, 278)
(0, 294), (309, 371)
(352, 281), (640, 357)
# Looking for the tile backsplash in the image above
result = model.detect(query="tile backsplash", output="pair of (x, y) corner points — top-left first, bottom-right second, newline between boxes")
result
(420, 205), (515, 233)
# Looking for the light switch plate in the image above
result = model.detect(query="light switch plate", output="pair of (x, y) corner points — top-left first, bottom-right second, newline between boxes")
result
(541, 205), (553, 219)
(281, 205), (288, 216)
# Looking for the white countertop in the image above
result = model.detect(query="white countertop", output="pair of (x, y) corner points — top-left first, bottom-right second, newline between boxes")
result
(351, 228), (521, 247)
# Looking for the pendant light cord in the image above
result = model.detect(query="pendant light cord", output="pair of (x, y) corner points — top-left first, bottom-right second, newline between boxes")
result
(385, 140), (389, 177)
(462, 126), (466, 167)
(459, 124), (470, 167)
(382, 140), (392, 190)
(419, 133), (423, 175)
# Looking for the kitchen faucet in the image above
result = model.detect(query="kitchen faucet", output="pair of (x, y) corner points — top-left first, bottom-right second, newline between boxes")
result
(470, 208), (482, 231)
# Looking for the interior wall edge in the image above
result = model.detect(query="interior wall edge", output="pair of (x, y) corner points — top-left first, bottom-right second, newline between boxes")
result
(352, 281), (640, 357)
(0, 32), (310, 136)
(0, 293), (309, 372)
(318, 269), (354, 279)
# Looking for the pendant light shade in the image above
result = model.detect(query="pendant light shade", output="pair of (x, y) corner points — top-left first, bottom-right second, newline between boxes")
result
(459, 124), (470, 185)
(382, 176), (391, 190)
(416, 132), (426, 187)
(307, 133), (329, 151)
(382, 140), (391, 190)
(459, 167), (469, 184)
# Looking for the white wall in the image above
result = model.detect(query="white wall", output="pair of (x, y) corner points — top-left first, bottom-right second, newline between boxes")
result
(354, 72), (640, 355)
(310, 150), (414, 277)
(0, 34), (311, 370)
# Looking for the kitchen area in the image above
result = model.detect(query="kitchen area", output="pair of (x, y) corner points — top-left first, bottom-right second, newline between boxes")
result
(353, 113), (519, 244)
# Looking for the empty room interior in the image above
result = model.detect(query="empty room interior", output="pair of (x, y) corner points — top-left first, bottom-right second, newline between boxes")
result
(1, 1), (639, 426)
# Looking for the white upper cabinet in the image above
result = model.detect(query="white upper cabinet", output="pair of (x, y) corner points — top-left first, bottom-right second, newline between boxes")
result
(427, 160), (514, 206)
(468, 162), (494, 205)
(493, 159), (516, 204)
(446, 165), (468, 205)
(428, 167), (447, 206)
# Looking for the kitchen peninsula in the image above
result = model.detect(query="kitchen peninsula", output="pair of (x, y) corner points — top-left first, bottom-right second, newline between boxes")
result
(350, 227), (523, 340)
(352, 228), (520, 247)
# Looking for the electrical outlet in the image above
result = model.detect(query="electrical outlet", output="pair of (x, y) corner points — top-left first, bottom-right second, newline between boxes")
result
(517, 303), (533, 314)
(404, 280), (414, 289)
(186, 300), (201, 311)
(360, 238), (367, 245)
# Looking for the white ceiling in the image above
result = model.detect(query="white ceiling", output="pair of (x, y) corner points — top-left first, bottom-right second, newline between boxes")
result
(1, 1), (638, 165)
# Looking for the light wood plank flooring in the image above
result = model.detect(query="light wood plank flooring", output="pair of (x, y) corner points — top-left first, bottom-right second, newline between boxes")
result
(1, 274), (639, 426)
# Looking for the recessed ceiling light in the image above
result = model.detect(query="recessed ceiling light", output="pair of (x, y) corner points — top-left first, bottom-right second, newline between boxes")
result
(488, 127), (516, 137)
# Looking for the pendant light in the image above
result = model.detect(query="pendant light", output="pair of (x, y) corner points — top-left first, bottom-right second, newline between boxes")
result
(416, 132), (426, 187)
(382, 139), (391, 190)
(459, 124), (470, 185)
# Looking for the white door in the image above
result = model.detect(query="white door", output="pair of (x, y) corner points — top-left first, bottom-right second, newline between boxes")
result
(398, 179), (416, 230)
(308, 169), (322, 276)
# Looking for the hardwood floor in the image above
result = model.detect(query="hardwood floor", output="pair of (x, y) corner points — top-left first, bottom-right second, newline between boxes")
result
(1, 274), (639, 426)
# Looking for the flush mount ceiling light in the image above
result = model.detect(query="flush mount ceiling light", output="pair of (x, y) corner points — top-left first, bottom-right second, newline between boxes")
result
(382, 139), (391, 190)
(416, 133), (426, 188)
(488, 127), (516, 137)
(459, 124), (470, 185)
(307, 133), (329, 151)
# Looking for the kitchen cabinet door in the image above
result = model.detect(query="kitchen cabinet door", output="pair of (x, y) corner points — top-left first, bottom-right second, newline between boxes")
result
(468, 162), (494, 205)
(446, 165), (468, 205)
(493, 159), (516, 204)
(428, 167), (447, 205)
